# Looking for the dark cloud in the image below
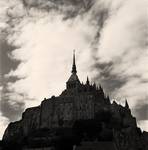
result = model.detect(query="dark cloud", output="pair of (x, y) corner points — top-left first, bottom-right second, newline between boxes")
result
(134, 103), (148, 121)
(0, 37), (20, 75)
(0, 99), (25, 121)
(22, 0), (94, 19)
(92, 61), (127, 94)
(22, 0), (93, 9)
(0, 86), (25, 121)
(0, 33), (22, 122)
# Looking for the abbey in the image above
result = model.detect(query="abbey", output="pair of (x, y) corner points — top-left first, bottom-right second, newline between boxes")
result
(2, 52), (148, 150)
(41, 51), (110, 129)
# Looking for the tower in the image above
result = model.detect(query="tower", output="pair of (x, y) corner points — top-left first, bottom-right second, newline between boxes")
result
(71, 50), (77, 74)
(86, 76), (90, 85)
(125, 99), (129, 109)
(66, 50), (80, 89)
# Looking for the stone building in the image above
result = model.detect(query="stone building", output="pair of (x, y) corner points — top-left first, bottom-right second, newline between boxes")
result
(2, 52), (148, 150)
(40, 51), (110, 129)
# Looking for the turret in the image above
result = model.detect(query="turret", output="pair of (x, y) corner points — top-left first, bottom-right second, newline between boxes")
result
(93, 82), (96, 90)
(98, 84), (105, 98)
(125, 99), (129, 109)
(86, 76), (90, 85)
(105, 95), (110, 104)
(99, 84), (103, 91)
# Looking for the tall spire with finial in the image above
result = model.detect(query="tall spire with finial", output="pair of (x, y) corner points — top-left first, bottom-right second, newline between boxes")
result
(72, 50), (77, 74)
(86, 76), (90, 85)
(66, 50), (80, 90)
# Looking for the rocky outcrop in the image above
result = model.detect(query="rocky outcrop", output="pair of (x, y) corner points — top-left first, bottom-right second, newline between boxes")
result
(3, 106), (40, 143)
(22, 106), (41, 136)
(2, 74), (147, 150)
(2, 52), (148, 150)
(3, 96), (147, 150)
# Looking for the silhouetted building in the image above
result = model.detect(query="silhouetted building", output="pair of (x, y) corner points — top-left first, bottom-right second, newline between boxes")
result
(40, 51), (110, 129)
(2, 51), (148, 150)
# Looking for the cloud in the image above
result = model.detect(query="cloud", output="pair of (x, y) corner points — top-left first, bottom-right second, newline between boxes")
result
(0, 113), (9, 139)
(93, 0), (148, 130)
(22, 0), (93, 11)
(94, 0), (148, 107)
(0, 90), (25, 121)
(134, 103), (148, 121)
(0, 86), (2, 101)
(137, 120), (148, 132)
(0, 33), (22, 122)
(6, 14), (98, 108)
(21, 0), (95, 21)
(4, 0), (109, 109)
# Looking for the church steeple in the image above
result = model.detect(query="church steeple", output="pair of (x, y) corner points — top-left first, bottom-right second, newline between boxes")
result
(66, 50), (80, 90)
(86, 76), (90, 85)
(71, 50), (77, 74)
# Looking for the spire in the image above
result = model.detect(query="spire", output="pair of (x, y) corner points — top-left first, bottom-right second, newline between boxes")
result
(99, 84), (103, 91)
(107, 95), (110, 100)
(106, 95), (110, 104)
(125, 99), (129, 109)
(71, 50), (77, 74)
(93, 82), (96, 89)
(86, 76), (90, 85)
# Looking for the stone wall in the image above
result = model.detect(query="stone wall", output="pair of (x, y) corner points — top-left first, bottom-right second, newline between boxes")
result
(23, 148), (53, 150)
(40, 98), (54, 128)
(75, 141), (117, 150)
(22, 106), (41, 136)
(40, 95), (96, 128)
(75, 95), (94, 120)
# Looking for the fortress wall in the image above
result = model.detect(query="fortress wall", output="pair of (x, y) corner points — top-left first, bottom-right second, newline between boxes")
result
(51, 97), (74, 127)
(22, 106), (41, 136)
(75, 95), (94, 120)
(40, 98), (54, 129)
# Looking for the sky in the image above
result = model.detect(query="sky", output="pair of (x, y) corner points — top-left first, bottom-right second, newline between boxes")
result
(0, 0), (148, 139)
